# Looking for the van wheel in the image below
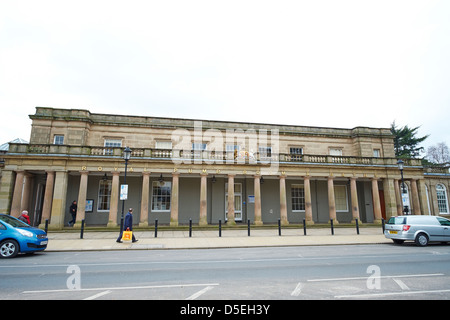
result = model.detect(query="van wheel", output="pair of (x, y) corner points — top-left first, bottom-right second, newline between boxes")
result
(415, 233), (429, 247)
(0, 239), (19, 258)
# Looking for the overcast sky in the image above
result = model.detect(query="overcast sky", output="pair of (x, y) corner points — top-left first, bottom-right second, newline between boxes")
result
(1, 0), (449, 152)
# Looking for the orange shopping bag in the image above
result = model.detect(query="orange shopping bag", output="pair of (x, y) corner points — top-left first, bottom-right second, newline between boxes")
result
(122, 229), (132, 241)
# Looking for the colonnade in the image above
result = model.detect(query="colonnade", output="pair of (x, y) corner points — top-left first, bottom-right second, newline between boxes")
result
(6, 169), (428, 229)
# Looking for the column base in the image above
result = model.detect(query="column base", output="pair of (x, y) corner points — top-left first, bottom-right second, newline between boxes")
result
(305, 220), (315, 226)
(254, 220), (263, 226)
(170, 221), (179, 227)
(139, 222), (149, 227)
(107, 221), (118, 228)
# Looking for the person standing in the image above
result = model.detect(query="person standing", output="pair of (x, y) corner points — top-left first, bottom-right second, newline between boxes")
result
(68, 201), (77, 226)
(116, 208), (138, 243)
(19, 210), (30, 225)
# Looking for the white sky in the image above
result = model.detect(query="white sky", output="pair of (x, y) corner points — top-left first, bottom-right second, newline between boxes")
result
(1, 0), (449, 152)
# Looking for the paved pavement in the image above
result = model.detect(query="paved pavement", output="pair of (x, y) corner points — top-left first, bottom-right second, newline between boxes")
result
(45, 226), (391, 252)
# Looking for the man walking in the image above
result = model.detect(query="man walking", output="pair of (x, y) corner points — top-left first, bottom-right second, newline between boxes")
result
(116, 208), (138, 243)
(68, 201), (77, 226)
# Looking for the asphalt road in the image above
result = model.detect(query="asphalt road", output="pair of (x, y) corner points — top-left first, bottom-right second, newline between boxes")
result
(2, 243), (450, 301)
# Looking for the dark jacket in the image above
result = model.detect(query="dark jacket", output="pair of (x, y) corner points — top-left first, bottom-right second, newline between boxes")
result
(124, 212), (133, 231)
(70, 202), (77, 215)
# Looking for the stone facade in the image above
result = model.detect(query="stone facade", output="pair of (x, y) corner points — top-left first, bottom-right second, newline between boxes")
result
(0, 107), (449, 230)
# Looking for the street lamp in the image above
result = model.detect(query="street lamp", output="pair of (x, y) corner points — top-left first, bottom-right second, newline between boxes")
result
(397, 159), (409, 215)
(120, 147), (132, 231)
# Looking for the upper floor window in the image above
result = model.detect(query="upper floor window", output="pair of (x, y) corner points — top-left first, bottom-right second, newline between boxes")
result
(436, 184), (449, 214)
(54, 135), (64, 145)
(373, 149), (381, 158)
(104, 139), (122, 156)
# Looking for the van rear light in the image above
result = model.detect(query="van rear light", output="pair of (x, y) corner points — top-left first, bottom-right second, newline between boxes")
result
(403, 225), (411, 231)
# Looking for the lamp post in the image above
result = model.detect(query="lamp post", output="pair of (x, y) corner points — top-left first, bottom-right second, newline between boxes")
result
(120, 147), (132, 231)
(397, 159), (409, 215)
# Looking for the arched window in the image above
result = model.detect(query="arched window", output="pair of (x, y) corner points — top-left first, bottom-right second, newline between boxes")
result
(436, 184), (449, 214)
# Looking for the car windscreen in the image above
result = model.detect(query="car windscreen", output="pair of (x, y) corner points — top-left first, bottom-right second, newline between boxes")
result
(387, 217), (407, 225)
(0, 215), (30, 228)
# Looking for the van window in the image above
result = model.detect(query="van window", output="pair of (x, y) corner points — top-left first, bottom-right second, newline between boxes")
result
(437, 217), (450, 226)
(387, 217), (406, 225)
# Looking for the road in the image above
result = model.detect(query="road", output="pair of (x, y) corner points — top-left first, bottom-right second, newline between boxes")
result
(2, 244), (450, 301)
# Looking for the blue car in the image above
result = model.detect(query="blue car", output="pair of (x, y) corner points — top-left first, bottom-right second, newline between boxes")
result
(0, 214), (48, 258)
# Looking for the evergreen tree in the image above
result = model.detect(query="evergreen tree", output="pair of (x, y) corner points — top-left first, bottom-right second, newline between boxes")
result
(390, 122), (428, 158)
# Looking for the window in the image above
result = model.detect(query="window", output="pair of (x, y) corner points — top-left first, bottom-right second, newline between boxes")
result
(225, 183), (242, 221)
(291, 185), (305, 211)
(54, 135), (64, 145)
(152, 181), (171, 211)
(97, 179), (112, 211)
(290, 147), (303, 155)
(329, 148), (343, 156)
(104, 139), (122, 156)
(259, 146), (272, 158)
(192, 143), (207, 150)
(373, 149), (381, 158)
(334, 185), (348, 212)
(436, 184), (449, 214)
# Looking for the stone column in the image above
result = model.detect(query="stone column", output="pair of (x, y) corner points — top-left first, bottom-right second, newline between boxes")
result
(75, 171), (89, 227)
(11, 171), (25, 218)
(279, 175), (289, 225)
(328, 176), (338, 223)
(394, 179), (403, 215)
(48, 171), (68, 229)
(170, 172), (180, 226)
(41, 171), (55, 224)
(0, 170), (15, 214)
(139, 172), (151, 227)
(199, 173), (208, 226)
(383, 178), (398, 219)
(411, 179), (422, 215)
(107, 171), (120, 227)
(372, 178), (382, 223)
(304, 176), (314, 225)
(21, 174), (33, 213)
(350, 177), (360, 223)
(227, 174), (236, 225)
(254, 175), (262, 225)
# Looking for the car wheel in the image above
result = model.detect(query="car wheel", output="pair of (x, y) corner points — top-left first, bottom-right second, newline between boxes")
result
(415, 233), (429, 247)
(0, 239), (20, 258)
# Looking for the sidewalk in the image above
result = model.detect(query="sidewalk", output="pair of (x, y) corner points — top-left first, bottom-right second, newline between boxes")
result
(45, 227), (391, 252)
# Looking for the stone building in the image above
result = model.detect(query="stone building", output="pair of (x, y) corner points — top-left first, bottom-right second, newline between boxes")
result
(0, 107), (449, 230)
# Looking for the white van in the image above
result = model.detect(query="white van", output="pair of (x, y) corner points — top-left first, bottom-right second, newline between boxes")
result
(385, 215), (450, 246)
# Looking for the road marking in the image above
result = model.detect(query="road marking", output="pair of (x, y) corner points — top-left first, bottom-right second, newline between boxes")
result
(185, 286), (215, 300)
(291, 283), (303, 296)
(335, 288), (450, 299)
(308, 273), (444, 282)
(83, 290), (112, 300)
(22, 283), (219, 294)
(393, 278), (410, 290)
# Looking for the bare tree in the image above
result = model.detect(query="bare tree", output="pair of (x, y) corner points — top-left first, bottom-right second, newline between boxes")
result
(427, 142), (450, 165)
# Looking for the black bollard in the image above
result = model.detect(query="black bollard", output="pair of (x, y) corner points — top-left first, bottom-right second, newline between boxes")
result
(303, 218), (306, 236)
(278, 219), (281, 236)
(189, 218), (192, 237)
(44, 219), (49, 234)
(355, 218), (360, 235)
(248, 219), (251, 237)
(330, 219), (334, 235)
(80, 219), (85, 239)
(155, 219), (158, 238)
(381, 218), (385, 233)
(219, 219), (222, 237)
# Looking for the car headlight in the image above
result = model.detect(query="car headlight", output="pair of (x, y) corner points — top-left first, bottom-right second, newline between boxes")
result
(17, 228), (34, 237)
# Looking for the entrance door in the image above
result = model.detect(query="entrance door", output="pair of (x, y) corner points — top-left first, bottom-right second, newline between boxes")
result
(225, 183), (242, 221)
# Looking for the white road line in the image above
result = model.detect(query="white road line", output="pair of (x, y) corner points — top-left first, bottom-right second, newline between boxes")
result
(335, 288), (450, 299)
(308, 273), (444, 282)
(185, 286), (215, 300)
(22, 283), (219, 294)
(393, 278), (410, 291)
(83, 290), (112, 300)
(291, 283), (303, 296)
